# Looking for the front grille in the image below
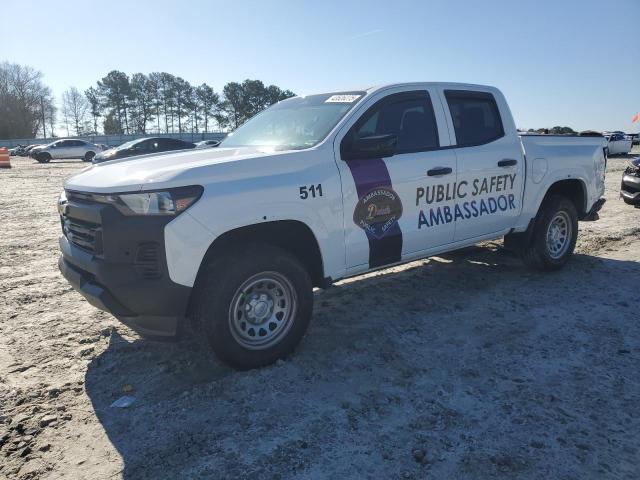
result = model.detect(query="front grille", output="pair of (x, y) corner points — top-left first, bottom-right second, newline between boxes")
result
(67, 191), (103, 204)
(62, 217), (102, 254)
(624, 164), (640, 176)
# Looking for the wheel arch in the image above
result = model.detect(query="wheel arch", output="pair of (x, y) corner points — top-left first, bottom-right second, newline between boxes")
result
(506, 177), (586, 252)
(193, 220), (327, 291)
(542, 178), (587, 219)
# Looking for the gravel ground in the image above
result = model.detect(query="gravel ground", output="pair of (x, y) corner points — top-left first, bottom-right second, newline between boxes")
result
(1, 150), (639, 479)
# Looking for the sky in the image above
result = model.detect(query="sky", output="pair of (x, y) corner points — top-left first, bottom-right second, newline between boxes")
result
(2, 0), (639, 132)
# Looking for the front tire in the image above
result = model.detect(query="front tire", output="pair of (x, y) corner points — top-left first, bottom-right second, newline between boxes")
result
(84, 151), (95, 162)
(193, 244), (313, 370)
(36, 152), (51, 163)
(522, 194), (578, 271)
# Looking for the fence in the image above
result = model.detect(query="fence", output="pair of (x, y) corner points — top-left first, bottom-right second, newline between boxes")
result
(0, 132), (227, 149)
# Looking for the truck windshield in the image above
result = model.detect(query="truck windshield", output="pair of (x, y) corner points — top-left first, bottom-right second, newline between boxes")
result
(221, 91), (366, 150)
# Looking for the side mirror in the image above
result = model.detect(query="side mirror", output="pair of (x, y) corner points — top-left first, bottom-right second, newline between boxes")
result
(345, 134), (397, 160)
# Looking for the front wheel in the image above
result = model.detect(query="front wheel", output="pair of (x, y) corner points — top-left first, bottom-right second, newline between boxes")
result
(193, 244), (313, 370)
(36, 152), (51, 163)
(84, 151), (95, 162)
(522, 195), (578, 271)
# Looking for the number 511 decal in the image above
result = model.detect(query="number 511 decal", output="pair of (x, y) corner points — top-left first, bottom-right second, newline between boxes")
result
(299, 184), (323, 199)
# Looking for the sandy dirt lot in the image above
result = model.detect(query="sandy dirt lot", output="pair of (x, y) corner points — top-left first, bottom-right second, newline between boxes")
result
(1, 150), (639, 479)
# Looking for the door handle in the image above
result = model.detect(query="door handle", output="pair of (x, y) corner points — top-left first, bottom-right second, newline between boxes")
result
(498, 159), (518, 167)
(427, 167), (452, 177)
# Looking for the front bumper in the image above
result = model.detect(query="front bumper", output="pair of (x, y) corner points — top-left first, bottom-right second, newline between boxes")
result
(621, 172), (640, 206)
(57, 193), (192, 336)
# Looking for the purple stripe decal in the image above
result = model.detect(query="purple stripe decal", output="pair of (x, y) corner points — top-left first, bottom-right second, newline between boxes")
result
(345, 158), (403, 268)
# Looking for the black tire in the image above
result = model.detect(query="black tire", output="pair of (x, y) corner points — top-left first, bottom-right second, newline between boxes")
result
(193, 243), (313, 370)
(84, 151), (95, 162)
(522, 194), (578, 271)
(36, 152), (51, 163)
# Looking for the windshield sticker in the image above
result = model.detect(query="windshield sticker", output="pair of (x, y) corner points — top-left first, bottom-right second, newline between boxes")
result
(325, 94), (361, 103)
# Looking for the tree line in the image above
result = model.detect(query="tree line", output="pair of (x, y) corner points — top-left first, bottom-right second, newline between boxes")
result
(523, 126), (577, 135)
(1, 61), (295, 139)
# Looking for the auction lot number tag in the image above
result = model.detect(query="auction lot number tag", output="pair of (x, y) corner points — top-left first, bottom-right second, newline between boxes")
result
(325, 95), (361, 103)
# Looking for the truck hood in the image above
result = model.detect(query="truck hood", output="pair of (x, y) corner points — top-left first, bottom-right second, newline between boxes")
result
(64, 146), (303, 193)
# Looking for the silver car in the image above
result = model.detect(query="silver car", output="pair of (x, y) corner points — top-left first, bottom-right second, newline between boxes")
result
(32, 139), (103, 163)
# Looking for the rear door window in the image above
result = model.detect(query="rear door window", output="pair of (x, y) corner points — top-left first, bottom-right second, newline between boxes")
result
(445, 90), (504, 147)
(158, 139), (177, 150)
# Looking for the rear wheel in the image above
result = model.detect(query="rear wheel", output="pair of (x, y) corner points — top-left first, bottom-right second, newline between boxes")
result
(193, 243), (313, 370)
(84, 151), (95, 162)
(522, 194), (578, 271)
(36, 152), (51, 163)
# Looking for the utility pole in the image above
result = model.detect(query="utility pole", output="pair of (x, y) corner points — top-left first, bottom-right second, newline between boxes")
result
(41, 96), (47, 139)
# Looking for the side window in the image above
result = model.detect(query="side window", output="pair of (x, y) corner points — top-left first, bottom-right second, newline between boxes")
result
(157, 139), (175, 150)
(343, 91), (439, 157)
(132, 141), (149, 152)
(444, 90), (504, 147)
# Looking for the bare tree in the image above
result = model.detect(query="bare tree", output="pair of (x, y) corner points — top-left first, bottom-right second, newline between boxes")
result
(61, 87), (91, 136)
(0, 62), (55, 139)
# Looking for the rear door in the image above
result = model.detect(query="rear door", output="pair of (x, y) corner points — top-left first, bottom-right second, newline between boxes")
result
(67, 140), (86, 158)
(440, 89), (524, 241)
(163, 139), (194, 151)
(157, 138), (179, 152)
(52, 140), (73, 159)
(334, 87), (457, 271)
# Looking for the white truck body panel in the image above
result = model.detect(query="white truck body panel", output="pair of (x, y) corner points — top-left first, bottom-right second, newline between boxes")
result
(515, 135), (606, 231)
(64, 82), (607, 288)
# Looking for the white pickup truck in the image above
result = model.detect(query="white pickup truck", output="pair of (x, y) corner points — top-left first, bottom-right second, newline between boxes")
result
(58, 82), (607, 369)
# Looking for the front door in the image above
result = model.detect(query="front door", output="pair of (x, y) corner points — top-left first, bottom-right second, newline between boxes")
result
(335, 89), (457, 271)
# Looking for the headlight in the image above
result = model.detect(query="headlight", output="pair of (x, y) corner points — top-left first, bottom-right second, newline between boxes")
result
(71, 186), (203, 216)
(57, 190), (67, 215)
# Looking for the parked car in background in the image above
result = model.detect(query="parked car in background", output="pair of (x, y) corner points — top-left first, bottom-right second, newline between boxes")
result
(92, 137), (196, 163)
(605, 133), (633, 155)
(31, 139), (104, 163)
(195, 139), (221, 149)
(631, 133), (640, 146)
(23, 144), (44, 157)
(9, 145), (27, 156)
(620, 156), (640, 206)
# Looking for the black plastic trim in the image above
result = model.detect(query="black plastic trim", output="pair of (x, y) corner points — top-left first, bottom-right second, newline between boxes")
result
(58, 197), (192, 336)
